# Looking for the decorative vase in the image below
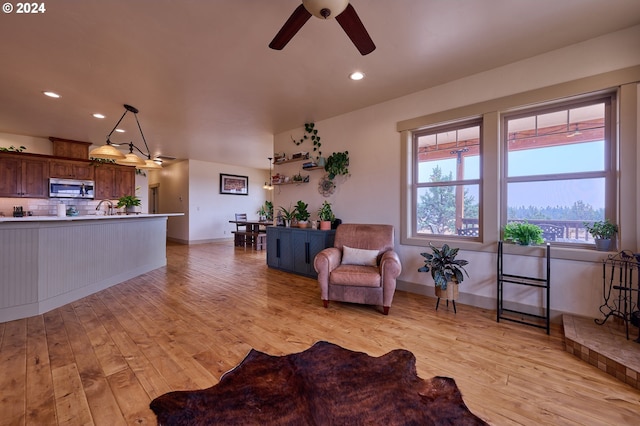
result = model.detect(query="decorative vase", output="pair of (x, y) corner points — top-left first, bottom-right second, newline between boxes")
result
(594, 238), (612, 251)
(320, 221), (332, 230)
(317, 157), (326, 167)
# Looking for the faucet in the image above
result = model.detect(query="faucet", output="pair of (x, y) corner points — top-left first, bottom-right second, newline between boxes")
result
(96, 200), (114, 215)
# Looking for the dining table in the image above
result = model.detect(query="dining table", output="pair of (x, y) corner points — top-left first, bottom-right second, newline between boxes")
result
(228, 219), (271, 233)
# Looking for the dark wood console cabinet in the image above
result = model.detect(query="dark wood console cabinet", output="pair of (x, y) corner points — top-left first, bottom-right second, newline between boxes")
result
(266, 226), (335, 278)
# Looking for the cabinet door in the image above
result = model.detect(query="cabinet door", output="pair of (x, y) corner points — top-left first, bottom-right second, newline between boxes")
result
(114, 166), (135, 198)
(94, 165), (116, 199)
(278, 229), (294, 271)
(21, 158), (48, 197)
(266, 228), (280, 268)
(0, 156), (21, 196)
(308, 232), (331, 270)
(50, 160), (93, 180)
(292, 230), (310, 275)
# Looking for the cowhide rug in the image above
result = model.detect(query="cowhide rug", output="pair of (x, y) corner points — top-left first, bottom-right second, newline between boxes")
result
(150, 341), (487, 425)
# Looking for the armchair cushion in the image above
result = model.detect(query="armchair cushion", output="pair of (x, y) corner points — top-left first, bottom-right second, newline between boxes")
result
(341, 246), (379, 266)
(330, 265), (381, 287)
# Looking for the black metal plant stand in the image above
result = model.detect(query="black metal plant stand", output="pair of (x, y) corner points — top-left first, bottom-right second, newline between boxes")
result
(497, 241), (551, 334)
(595, 250), (640, 342)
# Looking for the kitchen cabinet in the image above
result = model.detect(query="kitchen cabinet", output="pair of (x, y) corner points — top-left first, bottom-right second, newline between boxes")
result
(267, 226), (335, 278)
(49, 159), (94, 180)
(0, 153), (48, 198)
(94, 164), (135, 200)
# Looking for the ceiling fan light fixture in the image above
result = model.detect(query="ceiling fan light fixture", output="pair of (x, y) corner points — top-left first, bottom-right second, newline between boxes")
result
(302, 0), (349, 19)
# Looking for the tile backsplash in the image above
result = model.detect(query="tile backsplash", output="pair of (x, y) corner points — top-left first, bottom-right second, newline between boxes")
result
(0, 198), (121, 217)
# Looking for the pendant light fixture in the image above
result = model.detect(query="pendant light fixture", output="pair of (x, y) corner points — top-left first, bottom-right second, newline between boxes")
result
(263, 157), (274, 190)
(89, 104), (162, 169)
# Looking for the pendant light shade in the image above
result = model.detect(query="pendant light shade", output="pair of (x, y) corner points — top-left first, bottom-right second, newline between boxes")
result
(263, 157), (274, 190)
(115, 151), (146, 167)
(89, 143), (126, 160)
(138, 159), (163, 170)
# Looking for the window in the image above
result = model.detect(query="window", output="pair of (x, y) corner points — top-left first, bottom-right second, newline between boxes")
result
(413, 119), (481, 238)
(503, 95), (614, 246)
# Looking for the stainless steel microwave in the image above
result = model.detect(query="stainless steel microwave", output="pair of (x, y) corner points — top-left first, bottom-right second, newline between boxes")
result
(49, 178), (95, 199)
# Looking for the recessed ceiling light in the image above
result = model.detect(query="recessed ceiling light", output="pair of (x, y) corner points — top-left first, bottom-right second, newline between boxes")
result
(92, 113), (105, 119)
(115, 129), (125, 133)
(349, 71), (365, 81)
(43, 91), (60, 98)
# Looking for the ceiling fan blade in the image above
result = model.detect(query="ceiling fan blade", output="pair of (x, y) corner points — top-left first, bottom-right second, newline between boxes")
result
(335, 3), (376, 55)
(269, 4), (312, 50)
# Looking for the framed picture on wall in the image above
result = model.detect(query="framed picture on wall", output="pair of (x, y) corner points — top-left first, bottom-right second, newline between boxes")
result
(220, 173), (249, 195)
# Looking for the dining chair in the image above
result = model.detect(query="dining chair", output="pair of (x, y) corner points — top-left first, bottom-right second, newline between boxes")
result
(234, 213), (249, 247)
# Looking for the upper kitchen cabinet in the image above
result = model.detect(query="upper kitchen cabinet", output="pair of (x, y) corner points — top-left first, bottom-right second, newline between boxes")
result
(49, 137), (91, 160)
(49, 159), (94, 180)
(0, 153), (49, 198)
(94, 164), (135, 200)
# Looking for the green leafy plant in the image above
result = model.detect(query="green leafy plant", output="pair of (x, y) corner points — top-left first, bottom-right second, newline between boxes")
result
(265, 201), (274, 220)
(116, 195), (141, 208)
(279, 206), (296, 222)
(294, 200), (310, 221)
(0, 145), (26, 152)
(317, 201), (335, 222)
(584, 219), (618, 239)
(325, 151), (349, 180)
(418, 243), (469, 290)
(503, 222), (544, 245)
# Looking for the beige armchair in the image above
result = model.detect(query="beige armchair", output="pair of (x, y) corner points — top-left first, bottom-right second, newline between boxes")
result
(313, 224), (402, 315)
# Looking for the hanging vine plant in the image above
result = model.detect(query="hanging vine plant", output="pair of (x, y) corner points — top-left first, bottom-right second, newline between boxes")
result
(291, 122), (322, 161)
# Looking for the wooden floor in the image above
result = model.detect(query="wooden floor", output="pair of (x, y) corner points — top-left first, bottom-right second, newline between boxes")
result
(1, 241), (639, 425)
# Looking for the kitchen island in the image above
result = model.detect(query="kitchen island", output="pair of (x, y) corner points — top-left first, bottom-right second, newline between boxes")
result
(0, 213), (181, 322)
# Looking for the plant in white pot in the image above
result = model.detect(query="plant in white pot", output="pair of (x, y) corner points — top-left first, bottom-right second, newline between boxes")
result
(584, 219), (618, 251)
(116, 194), (141, 215)
(279, 206), (296, 227)
(294, 200), (310, 227)
(317, 201), (335, 230)
(418, 243), (469, 312)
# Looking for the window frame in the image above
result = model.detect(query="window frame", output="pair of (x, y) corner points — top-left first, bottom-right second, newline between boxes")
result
(500, 94), (616, 249)
(412, 118), (483, 240)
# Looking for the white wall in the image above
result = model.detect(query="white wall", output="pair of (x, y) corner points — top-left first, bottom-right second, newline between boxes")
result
(273, 25), (640, 319)
(150, 159), (270, 244)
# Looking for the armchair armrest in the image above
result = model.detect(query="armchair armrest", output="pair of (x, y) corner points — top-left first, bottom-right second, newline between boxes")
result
(380, 250), (402, 278)
(314, 247), (342, 301)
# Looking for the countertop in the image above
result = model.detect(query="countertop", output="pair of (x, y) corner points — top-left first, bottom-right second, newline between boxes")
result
(0, 213), (183, 223)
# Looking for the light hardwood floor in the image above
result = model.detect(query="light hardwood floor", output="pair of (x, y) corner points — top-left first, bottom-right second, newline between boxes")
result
(1, 241), (639, 425)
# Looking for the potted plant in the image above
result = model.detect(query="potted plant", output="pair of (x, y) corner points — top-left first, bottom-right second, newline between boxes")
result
(265, 201), (274, 221)
(279, 206), (296, 227)
(257, 205), (267, 221)
(116, 194), (141, 214)
(324, 151), (349, 180)
(584, 219), (618, 251)
(418, 243), (469, 304)
(294, 200), (310, 227)
(503, 222), (544, 246)
(317, 201), (335, 230)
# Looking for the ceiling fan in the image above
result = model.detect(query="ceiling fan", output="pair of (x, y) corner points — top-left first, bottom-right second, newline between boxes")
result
(269, 0), (376, 56)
